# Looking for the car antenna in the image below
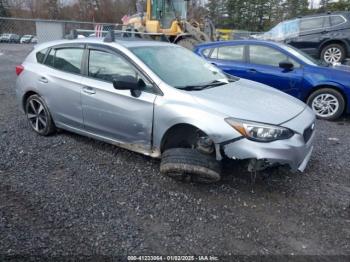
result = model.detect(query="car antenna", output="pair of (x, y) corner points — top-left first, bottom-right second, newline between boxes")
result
(104, 26), (115, 43)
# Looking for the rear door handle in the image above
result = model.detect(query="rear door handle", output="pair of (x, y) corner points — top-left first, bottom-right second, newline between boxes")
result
(83, 86), (96, 95)
(38, 76), (48, 83)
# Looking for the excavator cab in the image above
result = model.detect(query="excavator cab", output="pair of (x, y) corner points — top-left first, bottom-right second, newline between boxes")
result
(149, 0), (187, 29)
(127, 0), (215, 49)
(151, 0), (187, 27)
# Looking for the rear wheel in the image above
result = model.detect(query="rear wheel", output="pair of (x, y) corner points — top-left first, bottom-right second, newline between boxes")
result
(160, 148), (222, 184)
(307, 88), (345, 121)
(321, 44), (346, 64)
(25, 95), (56, 136)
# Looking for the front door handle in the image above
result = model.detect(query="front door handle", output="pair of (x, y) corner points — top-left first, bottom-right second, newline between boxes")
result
(83, 86), (96, 95)
(38, 76), (48, 83)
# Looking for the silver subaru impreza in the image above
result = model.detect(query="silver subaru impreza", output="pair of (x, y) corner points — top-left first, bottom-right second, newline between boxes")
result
(15, 37), (315, 183)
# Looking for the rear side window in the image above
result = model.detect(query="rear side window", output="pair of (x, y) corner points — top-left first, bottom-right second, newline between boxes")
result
(202, 49), (211, 57)
(300, 17), (325, 31)
(36, 48), (48, 64)
(217, 45), (244, 61)
(53, 48), (83, 74)
(331, 15), (346, 26)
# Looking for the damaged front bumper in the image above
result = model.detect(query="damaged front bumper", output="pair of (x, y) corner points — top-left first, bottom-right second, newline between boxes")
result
(218, 107), (316, 172)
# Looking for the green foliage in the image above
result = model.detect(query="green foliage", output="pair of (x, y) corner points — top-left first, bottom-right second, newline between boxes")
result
(0, 0), (9, 17)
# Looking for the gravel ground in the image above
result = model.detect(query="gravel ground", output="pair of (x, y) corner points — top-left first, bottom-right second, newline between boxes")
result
(0, 44), (350, 260)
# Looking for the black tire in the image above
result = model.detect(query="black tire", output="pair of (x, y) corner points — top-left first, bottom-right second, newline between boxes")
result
(307, 88), (345, 121)
(321, 44), (346, 64)
(176, 38), (199, 50)
(160, 148), (222, 184)
(25, 94), (56, 136)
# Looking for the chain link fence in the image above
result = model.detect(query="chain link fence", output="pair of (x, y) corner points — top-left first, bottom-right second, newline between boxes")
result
(0, 17), (119, 44)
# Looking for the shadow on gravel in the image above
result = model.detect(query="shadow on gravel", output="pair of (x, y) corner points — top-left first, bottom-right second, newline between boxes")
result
(53, 128), (304, 196)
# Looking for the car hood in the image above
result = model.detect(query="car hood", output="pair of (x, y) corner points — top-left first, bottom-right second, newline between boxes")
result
(191, 78), (307, 125)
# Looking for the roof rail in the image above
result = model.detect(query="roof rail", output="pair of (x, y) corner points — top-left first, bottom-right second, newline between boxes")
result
(66, 27), (169, 42)
(67, 29), (78, 40)
(104, 26), (115, 42)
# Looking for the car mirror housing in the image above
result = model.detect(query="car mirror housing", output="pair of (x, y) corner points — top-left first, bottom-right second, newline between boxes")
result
(113, 76), (145, 97)
(279, 61), (294, 70)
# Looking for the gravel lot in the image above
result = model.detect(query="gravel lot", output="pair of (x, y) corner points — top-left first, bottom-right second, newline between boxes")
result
(0, 44), (350, 260)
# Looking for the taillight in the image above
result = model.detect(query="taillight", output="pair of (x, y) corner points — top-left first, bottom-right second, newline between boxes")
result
(15, 65), (24, 76)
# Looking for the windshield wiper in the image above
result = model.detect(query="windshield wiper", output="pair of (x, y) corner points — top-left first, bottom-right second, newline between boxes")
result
(177, 79), (231, 91)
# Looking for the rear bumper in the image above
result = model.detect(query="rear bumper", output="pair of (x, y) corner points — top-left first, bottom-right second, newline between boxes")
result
(220, 107), (316, 172)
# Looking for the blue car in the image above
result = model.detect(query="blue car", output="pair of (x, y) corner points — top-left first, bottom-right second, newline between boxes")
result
(194, 40), (350, 120)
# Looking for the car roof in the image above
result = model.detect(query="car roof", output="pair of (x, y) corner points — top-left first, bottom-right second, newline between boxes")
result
(299, 11), (350, 18)
(195, 39), (285, 49)
(34, 37), (175, 51)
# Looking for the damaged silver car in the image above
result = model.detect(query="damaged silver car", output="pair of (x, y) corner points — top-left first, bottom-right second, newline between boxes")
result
(15, 36), (316, 183)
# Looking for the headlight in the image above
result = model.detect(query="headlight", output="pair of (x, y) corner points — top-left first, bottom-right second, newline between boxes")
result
(225, 118), (294, 142)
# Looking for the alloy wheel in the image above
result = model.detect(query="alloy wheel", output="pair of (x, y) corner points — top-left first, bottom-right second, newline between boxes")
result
(26, 98), (48, 133)
(323, 47), (342, 64)
(311, 94), (339, 118)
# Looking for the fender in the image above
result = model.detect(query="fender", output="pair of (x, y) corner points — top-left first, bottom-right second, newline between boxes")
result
(303, 81), (350, 112)
(318, 38), (350, 55)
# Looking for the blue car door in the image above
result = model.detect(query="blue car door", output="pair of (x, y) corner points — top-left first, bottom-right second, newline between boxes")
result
(204, 45), (252, 79)
(246, 44), (304, 97)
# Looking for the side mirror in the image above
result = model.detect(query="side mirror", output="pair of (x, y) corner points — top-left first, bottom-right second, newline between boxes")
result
(113, 75), (145, 97)
(279, 61), (294, 70)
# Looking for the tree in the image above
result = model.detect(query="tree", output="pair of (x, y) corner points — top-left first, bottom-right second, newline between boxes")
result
(0, 0), (10, 17)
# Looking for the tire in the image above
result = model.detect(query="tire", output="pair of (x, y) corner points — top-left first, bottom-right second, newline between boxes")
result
(321, 44), (346, 64)
(176, 38), (199, 50)
(160, 148), (222, 184)
(307, 88), (345, 121)
(25, 94), (56, 136)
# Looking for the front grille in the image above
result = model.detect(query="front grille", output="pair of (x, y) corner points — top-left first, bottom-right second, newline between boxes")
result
(303, 123), (315, 143)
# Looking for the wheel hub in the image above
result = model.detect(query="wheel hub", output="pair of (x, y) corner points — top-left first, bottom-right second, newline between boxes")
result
(324, 47), (342, 64)
(312, 94), (339, 118)
(27, 99), (47, 132)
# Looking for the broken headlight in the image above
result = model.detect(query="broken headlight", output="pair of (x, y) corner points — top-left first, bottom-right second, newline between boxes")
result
(225, 118), (294, 142)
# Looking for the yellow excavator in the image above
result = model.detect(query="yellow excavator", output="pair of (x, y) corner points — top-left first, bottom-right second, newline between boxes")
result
(123, 0), (216, 49)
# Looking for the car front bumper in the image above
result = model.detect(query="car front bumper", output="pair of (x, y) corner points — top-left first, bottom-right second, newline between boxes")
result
(220, 107), (316, 172)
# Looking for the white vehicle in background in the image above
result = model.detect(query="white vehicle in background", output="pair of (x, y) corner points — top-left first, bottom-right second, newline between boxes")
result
(20, 35), (34, 44)
(30, 36), (38, 44)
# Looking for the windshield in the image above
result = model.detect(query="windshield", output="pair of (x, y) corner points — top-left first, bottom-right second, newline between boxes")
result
(281, 44), (321, 66)
(264, 19), (300, 41)
(131, 46), (230, 89)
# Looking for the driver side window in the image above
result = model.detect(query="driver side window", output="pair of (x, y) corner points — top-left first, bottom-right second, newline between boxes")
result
(249, 45), (300, 68)
(88, 50), (153, 91)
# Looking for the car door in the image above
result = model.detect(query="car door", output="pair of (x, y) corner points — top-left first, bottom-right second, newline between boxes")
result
(246, 44), (304, 97)
(80, 46), (157, 150)
(39, 45), (85, 129)
(288, 16), (327, 57)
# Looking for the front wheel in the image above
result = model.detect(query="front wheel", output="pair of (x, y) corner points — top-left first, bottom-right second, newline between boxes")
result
(307, 88), (345, 121)
(160, 148), (222, 184)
